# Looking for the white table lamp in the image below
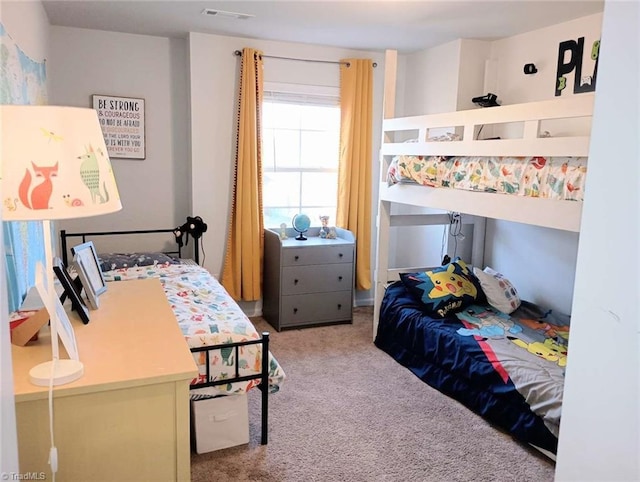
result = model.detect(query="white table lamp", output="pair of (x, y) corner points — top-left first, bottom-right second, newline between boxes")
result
(1, 105), (122, 386)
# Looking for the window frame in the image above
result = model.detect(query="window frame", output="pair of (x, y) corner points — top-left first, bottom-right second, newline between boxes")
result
(261, 82), (340, 228)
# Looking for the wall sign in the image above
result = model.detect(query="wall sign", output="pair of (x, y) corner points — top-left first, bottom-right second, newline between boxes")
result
(92, 94), (145, 159)
(555, 37), (600, 96)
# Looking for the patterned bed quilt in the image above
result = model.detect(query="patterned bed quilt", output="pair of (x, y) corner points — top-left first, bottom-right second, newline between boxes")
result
(375, 280), (570, 454)
(103, 263), (286, 396)
(387, 154), (587, 201)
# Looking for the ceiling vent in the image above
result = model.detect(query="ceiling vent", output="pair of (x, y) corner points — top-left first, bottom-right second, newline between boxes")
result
(201, 8), (255, 20)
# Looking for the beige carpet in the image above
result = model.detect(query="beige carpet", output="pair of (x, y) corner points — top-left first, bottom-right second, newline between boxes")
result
(191, 307), (555, 481)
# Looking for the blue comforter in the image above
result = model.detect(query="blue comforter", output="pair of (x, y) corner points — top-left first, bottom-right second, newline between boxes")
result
(375, 281), (570, 454)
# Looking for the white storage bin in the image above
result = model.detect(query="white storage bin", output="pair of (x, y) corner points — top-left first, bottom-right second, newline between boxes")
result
(191, 394), (249, 454)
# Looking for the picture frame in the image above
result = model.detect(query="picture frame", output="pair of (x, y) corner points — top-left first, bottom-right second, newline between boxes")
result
(35, 263), (80, 361)
(72, 241), (107, 310)
(92, 94), (146, 159)
(53, 259), (90, 325)
(74, 255), (100, 310)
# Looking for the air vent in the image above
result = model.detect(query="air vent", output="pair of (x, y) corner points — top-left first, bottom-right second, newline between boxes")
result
(201, 8), (255, 20)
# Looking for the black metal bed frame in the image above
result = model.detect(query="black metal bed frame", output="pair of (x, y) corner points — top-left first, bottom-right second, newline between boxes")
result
(60, 228), (200, 267)
(191, 335), (270, 444)
(59, 227), (271, 445)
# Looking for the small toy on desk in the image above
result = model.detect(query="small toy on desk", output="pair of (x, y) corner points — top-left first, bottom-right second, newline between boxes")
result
(326, 227), (337, 239)
(279, 222), (288, 240)
(9, 309), (49, 346)
(319, 215), (330, 238)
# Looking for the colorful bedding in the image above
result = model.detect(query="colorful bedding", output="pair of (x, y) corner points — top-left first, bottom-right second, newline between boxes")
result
(103, 263), (285, 396)
(374, 280), (570, 453)
(387, 155), (587, 201)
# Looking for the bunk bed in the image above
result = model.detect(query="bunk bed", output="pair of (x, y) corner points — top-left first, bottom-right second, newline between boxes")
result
(60, 225), (285, 445)
(373, 54), (594, 458)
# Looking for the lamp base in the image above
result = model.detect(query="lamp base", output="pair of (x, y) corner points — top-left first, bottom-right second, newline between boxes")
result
(29, 359), (84, 386)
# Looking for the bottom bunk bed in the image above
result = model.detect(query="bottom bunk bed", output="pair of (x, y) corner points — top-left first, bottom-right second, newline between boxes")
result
(60, 225), (285, 446)
(372, 85), (592, 458)
(374, 259), (569, 457)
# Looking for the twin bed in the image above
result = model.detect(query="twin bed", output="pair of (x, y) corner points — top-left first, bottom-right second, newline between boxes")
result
(373, 54), (593, 458)
(60, 226), (285, 446)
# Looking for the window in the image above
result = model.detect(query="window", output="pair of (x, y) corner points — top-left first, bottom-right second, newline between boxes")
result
(262, 87), (340, 229)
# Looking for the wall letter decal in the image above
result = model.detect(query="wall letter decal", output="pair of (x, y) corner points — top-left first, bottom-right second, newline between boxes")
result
(555, 37), (599, 96)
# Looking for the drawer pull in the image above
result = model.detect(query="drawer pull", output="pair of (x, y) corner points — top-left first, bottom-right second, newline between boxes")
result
(338, 276), (343, 281)
(337, 304), (342, 310)
(294, 255), (299, 261)
(293, 308), (298, 314)
(294, 279), (299, 285)
(338, 253), (343, 258)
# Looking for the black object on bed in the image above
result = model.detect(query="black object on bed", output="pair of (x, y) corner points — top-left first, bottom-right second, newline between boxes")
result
(375, 280), (566, 454)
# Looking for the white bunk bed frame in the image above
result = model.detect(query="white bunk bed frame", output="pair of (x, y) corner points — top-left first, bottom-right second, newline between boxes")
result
(373, 52), (594, 336)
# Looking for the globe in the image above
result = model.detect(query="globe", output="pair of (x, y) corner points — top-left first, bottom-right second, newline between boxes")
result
(292, 213), (311, 241)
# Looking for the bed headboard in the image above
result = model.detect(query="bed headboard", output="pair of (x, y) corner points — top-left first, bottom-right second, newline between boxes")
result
(59, 228), (200, 267)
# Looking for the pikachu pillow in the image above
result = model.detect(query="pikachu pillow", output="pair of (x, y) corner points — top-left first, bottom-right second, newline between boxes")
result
(400, 258), (485, 319)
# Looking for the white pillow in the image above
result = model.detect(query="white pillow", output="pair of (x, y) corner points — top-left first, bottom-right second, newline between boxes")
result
(473, 266), (521, 314)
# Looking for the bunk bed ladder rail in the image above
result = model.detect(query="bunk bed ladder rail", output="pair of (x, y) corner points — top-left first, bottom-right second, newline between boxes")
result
(380, 95), (594, 159)
(190, 332), (270, 445)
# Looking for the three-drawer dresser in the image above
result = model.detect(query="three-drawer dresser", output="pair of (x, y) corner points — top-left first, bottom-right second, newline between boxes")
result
(263, 227), (355, 331)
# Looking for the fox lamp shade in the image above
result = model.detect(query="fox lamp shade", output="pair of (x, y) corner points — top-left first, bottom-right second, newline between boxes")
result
(1, 105), (122, 221)
(1, 105), (122, 386)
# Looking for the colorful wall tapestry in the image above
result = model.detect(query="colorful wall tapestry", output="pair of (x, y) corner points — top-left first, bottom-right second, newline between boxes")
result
(1, 22), (48, 312)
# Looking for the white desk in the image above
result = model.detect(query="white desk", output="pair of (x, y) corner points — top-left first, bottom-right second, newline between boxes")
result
(12, 278), (197, 481)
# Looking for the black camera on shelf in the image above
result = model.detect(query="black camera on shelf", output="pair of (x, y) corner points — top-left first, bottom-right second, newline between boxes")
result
(472, 93), (500, 107)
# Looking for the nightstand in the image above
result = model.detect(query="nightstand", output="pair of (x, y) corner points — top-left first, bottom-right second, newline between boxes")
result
(263, 227), (355, 331)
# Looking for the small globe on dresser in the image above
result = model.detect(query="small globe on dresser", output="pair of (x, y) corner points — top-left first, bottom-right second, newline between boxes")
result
(292, 213), (311, 241)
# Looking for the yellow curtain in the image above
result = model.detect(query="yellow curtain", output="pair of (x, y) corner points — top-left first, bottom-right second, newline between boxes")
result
(221, 48), (264, 301)
(337, 58), (373, 291)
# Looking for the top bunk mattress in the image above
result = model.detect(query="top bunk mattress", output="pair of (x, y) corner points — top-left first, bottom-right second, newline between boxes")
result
(387, 154), (587, 201)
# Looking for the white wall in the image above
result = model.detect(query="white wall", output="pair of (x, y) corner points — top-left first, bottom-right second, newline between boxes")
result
(456, 39), (492, 111)
(188, 33), (385, 309)
(556, 1), (639, 479)
(400, 40), (461, 117)
(49, 27), (191, 255)
(0, 0), (50, 473)
(491, 13), (602, 105)
(482, 12), (602, 314)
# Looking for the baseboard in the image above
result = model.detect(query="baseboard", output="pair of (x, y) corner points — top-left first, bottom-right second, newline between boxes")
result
(237, 299), (262, 318)
(354, 297), (373, 307)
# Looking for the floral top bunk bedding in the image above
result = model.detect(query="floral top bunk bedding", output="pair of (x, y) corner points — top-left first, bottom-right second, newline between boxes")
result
(101, 261), (286, 397)
(387, 154), (587, 201)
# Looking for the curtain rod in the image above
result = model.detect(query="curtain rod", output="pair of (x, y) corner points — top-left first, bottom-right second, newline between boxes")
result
(233, 50), (377, 68)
